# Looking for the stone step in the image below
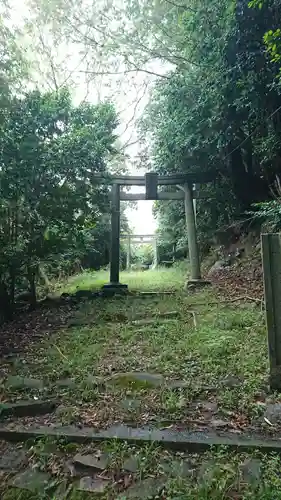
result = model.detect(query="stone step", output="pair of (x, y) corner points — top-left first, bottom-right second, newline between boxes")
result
(0, 423), (281, 454)
(0, 439), (268, 499)
(1, 454), (265, 498)
(0, 399), (57, 418)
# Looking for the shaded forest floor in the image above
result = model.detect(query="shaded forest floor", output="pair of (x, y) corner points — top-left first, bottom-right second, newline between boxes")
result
(209, 251), (263, 301)
(1, 265), (281, 499)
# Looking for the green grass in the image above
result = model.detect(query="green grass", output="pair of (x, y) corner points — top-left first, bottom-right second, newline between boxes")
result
(3, 267), (269, 425)
(58, 266), (185, 294)
(0, 266), (275, 499)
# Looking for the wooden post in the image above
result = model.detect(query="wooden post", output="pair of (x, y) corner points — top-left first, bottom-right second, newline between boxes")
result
(184, 183), (201, 281)
(262, 233), (281, 390)
(126, 235), (131, 270)
(110, 184), (121, 284)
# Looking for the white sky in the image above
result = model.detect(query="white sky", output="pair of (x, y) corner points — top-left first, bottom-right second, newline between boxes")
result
(125, 174), (157, 234)
(9, 0), (161, 235)
(132, 201), (156, 233)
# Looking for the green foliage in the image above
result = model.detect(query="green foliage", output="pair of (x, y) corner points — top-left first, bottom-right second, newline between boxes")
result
(22, 0), (281, 254)
(248, 0), (264, 7)
(264, 28), (281, 64)
(133, 244), (154, 265)
(250, 1), (281, 77)
(0, 7), (27, 128)
(140, 0), (281, 248)
(250, 199), (281, 229)
(0, 88), (118, 318)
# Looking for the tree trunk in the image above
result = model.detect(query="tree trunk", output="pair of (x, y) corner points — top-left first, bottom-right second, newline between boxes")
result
(27, 266), (37, 310)
(0, 281), (13, 321)
(9, 266), (16, 312)
(38, 265), (51, 287)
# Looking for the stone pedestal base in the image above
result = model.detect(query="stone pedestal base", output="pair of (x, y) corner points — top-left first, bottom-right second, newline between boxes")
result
(102, 283), (128, 297)
(184, 279), (211, 291)
(269, 367), (281, 391)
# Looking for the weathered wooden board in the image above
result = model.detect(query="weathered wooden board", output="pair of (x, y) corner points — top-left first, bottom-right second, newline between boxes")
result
(262, 233), (281, 390)
(145, 172), (158, 199)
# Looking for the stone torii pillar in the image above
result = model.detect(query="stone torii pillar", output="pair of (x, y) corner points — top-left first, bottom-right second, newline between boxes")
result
(126, 235), (131, 270)
(103, 183), (128, 292)
(184, 183), (201, 281)
(153, 235), (159, 268)
(109, 184), (121, 284)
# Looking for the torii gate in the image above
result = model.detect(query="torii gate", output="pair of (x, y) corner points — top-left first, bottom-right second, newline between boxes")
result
(121, 234), (158, 269)
(93, 172), (214, 291)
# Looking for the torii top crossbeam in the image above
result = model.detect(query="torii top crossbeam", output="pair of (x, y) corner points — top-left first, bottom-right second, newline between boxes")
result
(93, 172), (213, 186)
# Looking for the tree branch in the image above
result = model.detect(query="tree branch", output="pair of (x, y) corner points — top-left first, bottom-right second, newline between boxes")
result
(78, 68), (170, 79)
(120, 138), (141, 150)
(37, 29), (59, 91)
(119, 81), (149, 138)
(164, 0), (196, 12)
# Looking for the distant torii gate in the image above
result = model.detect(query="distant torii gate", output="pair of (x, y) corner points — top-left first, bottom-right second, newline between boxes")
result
(121, 234), (158, 269)
(93, 172), (214, 291)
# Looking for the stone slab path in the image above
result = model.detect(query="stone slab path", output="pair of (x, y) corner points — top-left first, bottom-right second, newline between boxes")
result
(0, 437), (271, 499)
